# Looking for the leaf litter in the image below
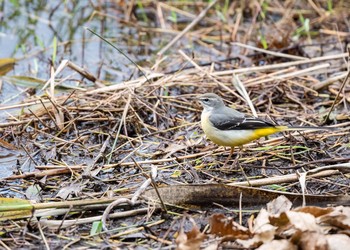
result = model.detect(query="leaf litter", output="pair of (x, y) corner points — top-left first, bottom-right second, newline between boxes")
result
(0, 0), (349, 249)
(176, 196), (350, 250)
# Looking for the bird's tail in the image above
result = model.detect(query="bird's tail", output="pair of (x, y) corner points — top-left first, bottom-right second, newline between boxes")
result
(277, 126), (335, 131)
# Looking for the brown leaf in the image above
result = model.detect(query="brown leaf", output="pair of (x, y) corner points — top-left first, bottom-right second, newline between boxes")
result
(0, 138), (18, 150)
(270, 203), (334, 234)
(237, 231), (276, 249)
(257, 239), (297, 250)
(0, 58), (16, 76)
(318, 206), (350, 230)
(236, 209), (276, 248)
(269, 211), (290, 229)
(176, 225), (205, 250)
(295, 206), (334, 218)
(209, 214), (250, 239)
(54, 107), (65, 130)
(299, 231), (328, 250)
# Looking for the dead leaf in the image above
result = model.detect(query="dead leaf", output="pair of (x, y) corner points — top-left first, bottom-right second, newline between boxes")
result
(0, 58), (16, 76)
(176, 224), (205, 250)
(268, 196), (293, 230)
(56, 183), (84, 200)
(202, 241), (219, 250)
(326, 234), (350, 250)
(2, 75), (45, 88)
(54, 107), (65, 130)
(267, 195), (292, 216)
(253, 209), (276, 235)
(236, 209), (276, 248)
(0, 138), (18, 150)
(299, 231), (328, 250)
(209, 214), (250, 239)
(257, 239), (297, 250)
(236, 233), (271, 248)
(39, 175), (47, 185)
(25, 184), (42, 202)
(44, 146), (57, 162)
(269, 212), (290, 229)
(286, 211), (320, 232)
(252, 209), (276, 243)
(295, 206), (334, 218)
(162, 143), (187, 159)
(318, 206), (350, 230)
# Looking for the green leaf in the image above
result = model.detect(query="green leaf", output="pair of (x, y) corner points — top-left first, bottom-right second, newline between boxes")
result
(168, 11), (177, 23)
(0, 197), (33, 211)
(216, 10), (226, 22)
(266, 184), (287, 192)
(260, 35), (268, 49)
(260, 1), (269, 19)
(0, 198), (33, 221)
(171, 170), (182, 178)
(35, 35), (45, 48)
(327, 0), (333, 12)
(52, 36), (57, 63)
(136, 0), (148, 23)
(2, 75), (45, 88)
(9, 0), (19, 7)
(223, 0), (229, 15)
(90, 221), (103, 235)
(304, 18), (310, 32)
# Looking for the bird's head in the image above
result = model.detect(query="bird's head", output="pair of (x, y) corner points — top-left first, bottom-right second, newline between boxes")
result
(198, 93), (225, 111)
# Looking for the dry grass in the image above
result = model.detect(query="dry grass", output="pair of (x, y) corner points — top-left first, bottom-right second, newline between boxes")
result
(0, 0), (349, 248)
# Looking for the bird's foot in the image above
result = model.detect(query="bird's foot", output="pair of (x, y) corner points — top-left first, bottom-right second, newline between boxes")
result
(222, 147), (234, 169)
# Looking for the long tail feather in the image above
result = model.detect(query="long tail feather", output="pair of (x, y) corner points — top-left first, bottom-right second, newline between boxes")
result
(282, 126), (335, 131)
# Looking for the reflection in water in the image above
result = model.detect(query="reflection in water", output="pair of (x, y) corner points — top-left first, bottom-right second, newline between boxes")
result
(0, 1), (150, 82)
(0, 146), (25, 179)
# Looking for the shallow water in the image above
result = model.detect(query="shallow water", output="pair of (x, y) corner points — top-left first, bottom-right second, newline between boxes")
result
(0, 1), (159, 120)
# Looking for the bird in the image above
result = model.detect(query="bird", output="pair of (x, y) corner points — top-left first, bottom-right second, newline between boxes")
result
(197, 93), (333, 165)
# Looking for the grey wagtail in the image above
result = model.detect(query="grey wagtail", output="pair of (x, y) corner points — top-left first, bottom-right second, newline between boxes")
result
(198, 93), (333, 162)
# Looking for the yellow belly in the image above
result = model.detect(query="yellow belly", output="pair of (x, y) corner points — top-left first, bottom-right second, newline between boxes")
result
(201, 112), (285, 147)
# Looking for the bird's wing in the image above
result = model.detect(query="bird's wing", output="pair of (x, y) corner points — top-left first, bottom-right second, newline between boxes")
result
(209, 108), (276, 131)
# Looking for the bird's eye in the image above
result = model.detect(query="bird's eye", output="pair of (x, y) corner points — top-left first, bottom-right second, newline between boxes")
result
(203, 98), (209, 102)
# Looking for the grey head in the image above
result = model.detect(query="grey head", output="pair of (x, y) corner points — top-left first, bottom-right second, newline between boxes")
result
(198, 93), (225, 112)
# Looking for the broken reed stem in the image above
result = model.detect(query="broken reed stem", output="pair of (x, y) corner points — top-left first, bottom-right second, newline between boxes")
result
(324, 69), (350, 123)
(157, 0), (218, 56)
(230, 169), (341, 187)
(212, 53), (348, 76)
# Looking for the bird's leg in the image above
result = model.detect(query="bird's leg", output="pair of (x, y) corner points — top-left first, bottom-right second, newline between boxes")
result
(235, 146), (251, 184)
(233, 146), (243, 167)
(223, 147), (235, 168)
